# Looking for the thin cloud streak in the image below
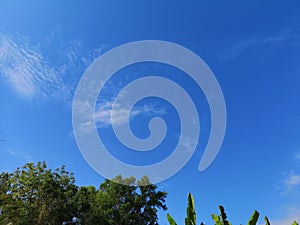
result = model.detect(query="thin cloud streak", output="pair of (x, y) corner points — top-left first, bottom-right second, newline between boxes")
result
(1, 148), (33, 162)
(221, 29), (300, 61)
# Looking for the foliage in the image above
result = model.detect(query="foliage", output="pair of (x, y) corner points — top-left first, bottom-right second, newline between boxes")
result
(0, 162), (167, 225)
(2, 162), (298, 225)
(211, 205), (232, 225)
(90, 175), (167, 225)
(264, 216), (271, 225)
(167, 213), (178, 225)
(0, 161), (77, 225)
(247, 210), (259, 225)
(167, 193), (202, 225)
(167, 193), (298, 225)
(185, 193), (196, 225)
(0, 214), (11, 225)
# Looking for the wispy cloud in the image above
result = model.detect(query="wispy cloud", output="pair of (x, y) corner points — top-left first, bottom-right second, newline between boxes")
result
(74, 98), (166, 133)
(221, 29), (300, 61)
(1, 148), (33, 161)
(0, 32), (66, 98)
(95, 101), (140, 127)
(175, 134), (196, 152)
(0, 31), (106, 102)
(96, 101), (166, 128)
(283, 171), (300, 193)
(294, 152), (300, 160)
(273, 150), (300, 199)
(268, 208), (300, 225)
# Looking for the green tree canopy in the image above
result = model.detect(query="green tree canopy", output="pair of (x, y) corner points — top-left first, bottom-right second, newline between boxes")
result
(87, 175), (167, 225)
(0, 161), (78, 225)
(0, 162), (167, 225)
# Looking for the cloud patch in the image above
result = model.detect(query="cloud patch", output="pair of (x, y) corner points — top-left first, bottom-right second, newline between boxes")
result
(294, 152), (300, 160)
(95, 101), (166, 128)
(0, 32), (66, 98)
(0, 31), (106, 103)
(268, 208), (300, 225)
(283, 171), (300, 193)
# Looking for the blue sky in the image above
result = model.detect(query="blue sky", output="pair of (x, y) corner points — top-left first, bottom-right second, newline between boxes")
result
(1, 0), (300, 224)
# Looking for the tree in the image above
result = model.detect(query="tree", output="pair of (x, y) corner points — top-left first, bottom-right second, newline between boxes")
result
(73, 185), (97, 224)
(0, 161), (78, 225)
(89, 175), (167, 225)
(0, 162), (167, 225)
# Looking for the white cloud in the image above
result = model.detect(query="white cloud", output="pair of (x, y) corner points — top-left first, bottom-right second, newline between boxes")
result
(177, 134), (194, 152)
(73, 98), (166, 134)
(268, 208), (300, 225)
(221, 29), (300, 61)
(95, 101), (139, 127)
(295, 152), (300, 160)
(95, 101), (166, 128)
(0, 31), (106, 103)
(283, 171), (300, 193)
(0, 32), (66, 98)
(1, 148), (33, 161)
(275, 169), (300, 195)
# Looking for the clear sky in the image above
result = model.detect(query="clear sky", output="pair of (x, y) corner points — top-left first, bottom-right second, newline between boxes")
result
(1, 1), (300, 224)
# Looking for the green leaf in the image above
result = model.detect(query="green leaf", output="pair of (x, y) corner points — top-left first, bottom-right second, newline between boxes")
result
(212, 214), (221, 222)
(219, 205), (232, 225)
(247, 210), (259, 225)
(185, 193), (196, 225)
(167, 213), (178, 225)
(264, 216), (271, 225)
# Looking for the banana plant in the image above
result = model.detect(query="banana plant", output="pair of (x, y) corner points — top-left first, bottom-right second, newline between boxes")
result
(167, 213), (178, 225)
(211, 206), (232, 225)
(185, 193), (196, 225)
(264, 216), (271, 225)
(167, 193), (203, 225)
(167, 193), (298, 225)
(247, 210), (259, 225)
